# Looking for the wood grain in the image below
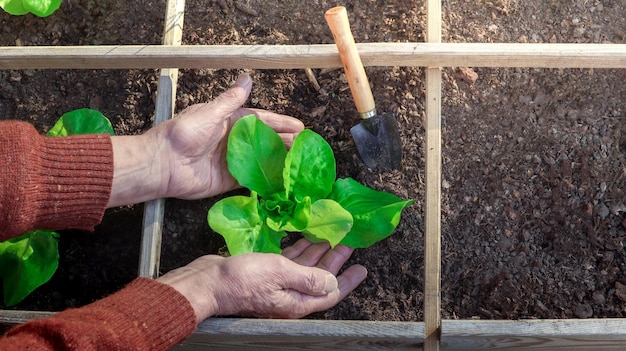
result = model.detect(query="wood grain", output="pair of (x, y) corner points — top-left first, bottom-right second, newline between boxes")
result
(424, 0), (442, 350)
(325, 6), (376, 114)
(175, 318), (425, 350)
(0, 311), (424, 350)
(442, 319), (626, 350)
(0, 43), (624, 69)
(5, 313), (626, 350)
(139, 0), (185, 278)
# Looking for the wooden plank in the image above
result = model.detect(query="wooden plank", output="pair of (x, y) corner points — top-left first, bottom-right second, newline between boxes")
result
(0, 310), (53, 334)
(424, 1), (442, 351)
(173, 318), (425, 350)
(423, 69), (443, 348)
(5, 312), (626, 350)
(138, 0), (185, 278)
(441, 319), (626, 350)
(0, 43), (625, 69)
(0, 311), (424, 349)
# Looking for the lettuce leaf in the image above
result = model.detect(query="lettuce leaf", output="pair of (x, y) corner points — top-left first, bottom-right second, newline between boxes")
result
(0, 230), (59, 306)
(208, 115), (413, 255)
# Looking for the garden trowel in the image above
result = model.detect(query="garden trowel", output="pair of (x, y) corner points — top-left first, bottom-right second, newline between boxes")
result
(325, 6), (403, 170)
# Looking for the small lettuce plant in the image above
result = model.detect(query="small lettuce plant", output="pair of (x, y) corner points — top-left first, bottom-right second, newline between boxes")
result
(0, 0), (62, 17)
(0, 108), (113, 306)
(208, 115), (413, 255)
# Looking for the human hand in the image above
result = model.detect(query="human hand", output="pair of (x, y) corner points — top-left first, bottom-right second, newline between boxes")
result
(107, 73), (304, 207)
(158, 239), (368, 323)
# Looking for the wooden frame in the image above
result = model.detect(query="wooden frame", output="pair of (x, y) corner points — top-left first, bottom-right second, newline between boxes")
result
(138, 0), (186, 280)
(1, 43), (625, 69)
(424, 0), (442, 350)
(2, 0), (626, 350)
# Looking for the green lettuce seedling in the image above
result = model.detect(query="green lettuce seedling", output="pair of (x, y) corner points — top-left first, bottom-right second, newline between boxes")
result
(47, 108), (115, 137)
(208, 115), (413, 255)
(0, 0), (62, 17)
(0, 108), (113, 306)
(0, 230), (60, 306)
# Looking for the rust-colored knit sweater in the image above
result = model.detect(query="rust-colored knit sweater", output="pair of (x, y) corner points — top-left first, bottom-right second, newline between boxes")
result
(0, 121), (196, 350)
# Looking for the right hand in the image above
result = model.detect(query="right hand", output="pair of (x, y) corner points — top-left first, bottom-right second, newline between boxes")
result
(107, 73), (304, 207)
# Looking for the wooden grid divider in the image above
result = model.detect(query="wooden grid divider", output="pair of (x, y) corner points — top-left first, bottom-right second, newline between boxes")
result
(424, 0), (442, 350)
(1, 43), (625, 69)
(2, 1), (626, 349)
(138, 0), (186, 279)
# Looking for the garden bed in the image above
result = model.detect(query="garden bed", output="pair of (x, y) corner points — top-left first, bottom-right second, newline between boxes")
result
(1, 0), (625, 340)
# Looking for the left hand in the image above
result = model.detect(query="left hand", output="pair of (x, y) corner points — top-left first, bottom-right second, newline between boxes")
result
(158, 238), (368, 322)
(107, 73), (304, 207)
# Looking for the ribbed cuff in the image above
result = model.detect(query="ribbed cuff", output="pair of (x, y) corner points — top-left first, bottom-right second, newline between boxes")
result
(30, 133), (113, 232)
(1, 121), (113, 240)
(5, 278), (197, 351)
(86, 278), (197, 350)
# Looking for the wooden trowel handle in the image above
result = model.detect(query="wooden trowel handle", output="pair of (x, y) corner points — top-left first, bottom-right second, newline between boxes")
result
(325, 6), (376, 118)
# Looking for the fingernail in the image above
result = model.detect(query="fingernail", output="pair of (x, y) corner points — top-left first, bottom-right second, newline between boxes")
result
(235, 73), (252, 88)
(324, 274), (338, 294)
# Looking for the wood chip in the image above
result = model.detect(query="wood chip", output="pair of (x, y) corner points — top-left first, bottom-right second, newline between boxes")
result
(615, 282), (626, 302)
(234, 2), (258, 17)
(455, 67), (478, 84)
(304, 68), (320, 91)
(216, 0), (228, 11)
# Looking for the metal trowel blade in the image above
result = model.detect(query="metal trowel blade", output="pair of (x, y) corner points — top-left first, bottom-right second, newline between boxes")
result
(350, 112), (402, 170)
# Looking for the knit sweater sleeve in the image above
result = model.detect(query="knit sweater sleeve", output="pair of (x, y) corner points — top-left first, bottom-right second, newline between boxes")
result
(1, 278), (198, 350)
(0, 121), (113, 241)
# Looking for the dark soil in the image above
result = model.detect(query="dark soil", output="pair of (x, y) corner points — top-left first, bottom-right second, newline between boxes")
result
(1, 0), (625, 323)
